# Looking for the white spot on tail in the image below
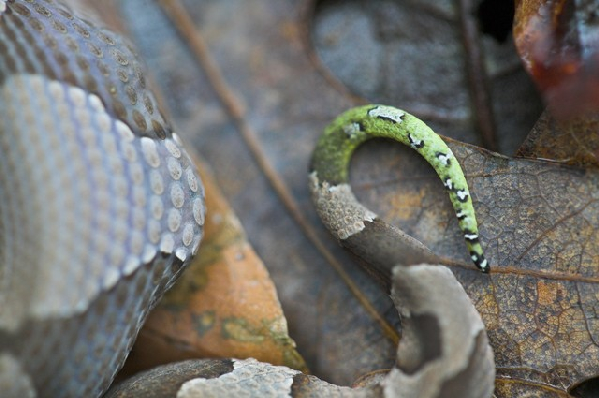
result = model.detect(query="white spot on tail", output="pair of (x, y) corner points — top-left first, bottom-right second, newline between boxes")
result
(367, 105), (405, 123)
(437, 151), (453, 166)
(410, 139), (423, 149)
(343, 122), (361, 138)
(457, 190), (469, 201)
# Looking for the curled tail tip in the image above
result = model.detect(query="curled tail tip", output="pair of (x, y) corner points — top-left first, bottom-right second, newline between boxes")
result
(470, 252), (490, 273)
(479, 259), (490, 273)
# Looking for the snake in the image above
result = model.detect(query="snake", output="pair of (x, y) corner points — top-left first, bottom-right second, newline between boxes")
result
(309, 105), (489, 273)
(0, 1), (205, 397)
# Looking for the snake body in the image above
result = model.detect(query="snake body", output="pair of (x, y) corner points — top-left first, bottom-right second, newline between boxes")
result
(310, 105), (488, 273)
(0, 1), (205, 396)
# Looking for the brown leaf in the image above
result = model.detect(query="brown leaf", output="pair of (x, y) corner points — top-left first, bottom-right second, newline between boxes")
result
(516, 110), (599, 167)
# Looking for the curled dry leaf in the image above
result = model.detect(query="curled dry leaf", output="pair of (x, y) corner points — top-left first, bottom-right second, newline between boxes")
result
(308, 169), (440, 285)
(107, 265), (494, 398)
(385, 265), (495, 398)
(514, 0), (599, 118)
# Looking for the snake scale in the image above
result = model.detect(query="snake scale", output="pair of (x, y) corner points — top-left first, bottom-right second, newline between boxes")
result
(0, 1), (205, 396)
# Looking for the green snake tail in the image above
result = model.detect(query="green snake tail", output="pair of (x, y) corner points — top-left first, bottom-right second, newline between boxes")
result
(309, 104), (489, 273)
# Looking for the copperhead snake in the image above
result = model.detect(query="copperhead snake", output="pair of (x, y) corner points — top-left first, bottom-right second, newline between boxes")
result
(0, 1), (205, 396)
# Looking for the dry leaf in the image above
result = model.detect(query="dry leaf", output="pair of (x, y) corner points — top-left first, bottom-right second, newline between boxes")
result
(516, 110), (599, 167)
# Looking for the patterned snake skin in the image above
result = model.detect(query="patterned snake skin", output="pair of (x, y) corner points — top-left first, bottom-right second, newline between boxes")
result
(0, 0), (205, 396)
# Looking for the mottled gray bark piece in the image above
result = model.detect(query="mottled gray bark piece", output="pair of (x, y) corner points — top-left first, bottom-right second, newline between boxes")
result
(176, 358), (300, 398)
(384, 265), (495, 398)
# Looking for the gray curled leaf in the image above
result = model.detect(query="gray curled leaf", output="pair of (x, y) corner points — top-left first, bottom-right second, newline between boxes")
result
(384, 265), (495, 398)
(107, 265), (494, 398)
(308, 171), (440, 285)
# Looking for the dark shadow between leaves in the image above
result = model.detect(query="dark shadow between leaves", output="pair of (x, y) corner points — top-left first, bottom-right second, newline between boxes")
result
(570, 375), (599, 398)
